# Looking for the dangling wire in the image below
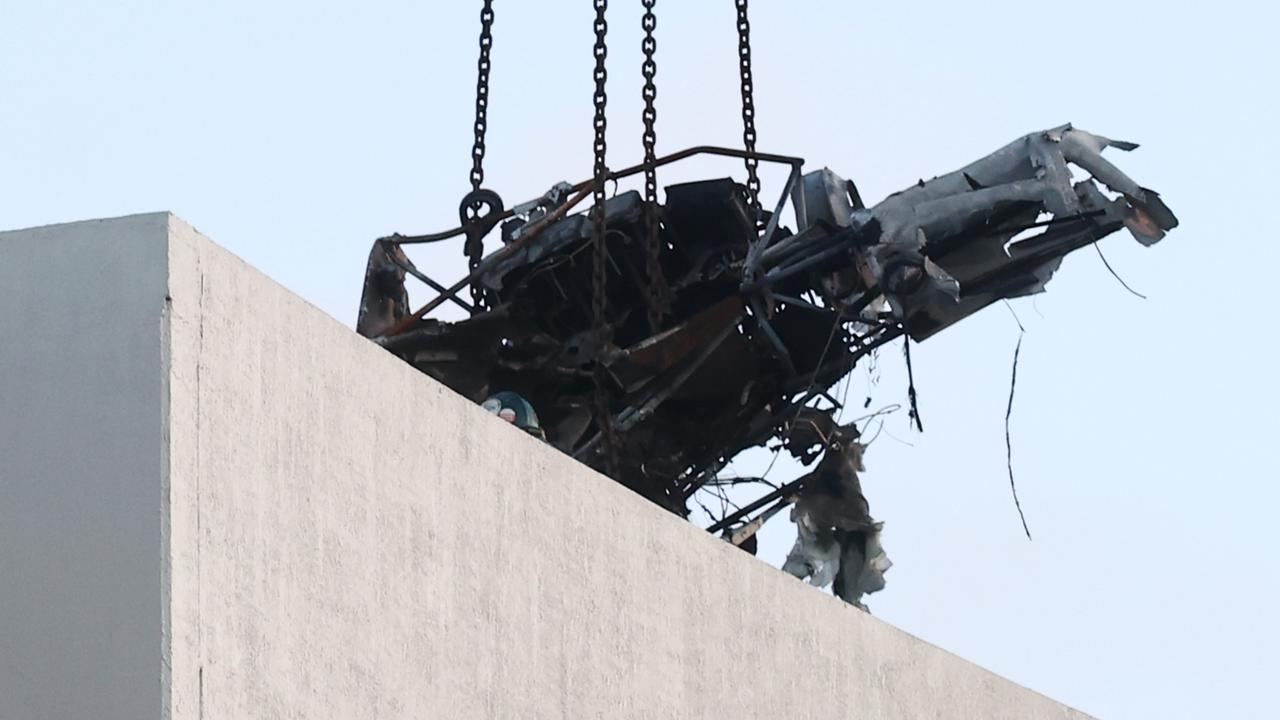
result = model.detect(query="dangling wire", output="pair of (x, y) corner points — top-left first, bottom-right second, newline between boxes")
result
(1093, 242), (1148, 300)
(902, 333), (924, 432)
(1004, 334), (1032, 540)
(1002, 300), (1032, 540)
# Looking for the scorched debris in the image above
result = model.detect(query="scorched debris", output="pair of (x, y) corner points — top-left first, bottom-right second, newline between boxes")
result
(356, 126), (1177, 608)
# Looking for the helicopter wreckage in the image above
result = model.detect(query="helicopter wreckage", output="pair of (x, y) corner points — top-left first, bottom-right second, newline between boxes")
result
(357, 125), (1177, 609)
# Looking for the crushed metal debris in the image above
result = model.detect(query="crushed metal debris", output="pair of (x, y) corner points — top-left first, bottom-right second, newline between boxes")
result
(357, 127), (1176, 609)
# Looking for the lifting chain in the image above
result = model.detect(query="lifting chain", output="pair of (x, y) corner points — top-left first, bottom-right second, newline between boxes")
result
(590, 0), (620, 478)
(640, 0), (666, 334)
(734, 0), (761, 211)
(466, 0), (497, 309)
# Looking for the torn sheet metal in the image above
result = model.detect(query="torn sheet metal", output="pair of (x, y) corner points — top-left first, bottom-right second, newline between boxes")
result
(780, 418), (890, 609)
(357, 126), (1176, 607)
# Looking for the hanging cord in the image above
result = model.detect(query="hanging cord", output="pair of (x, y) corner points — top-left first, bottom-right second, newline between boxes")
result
(1003, 335), (1034, 538)
(466, 0), (497, 308)
(590, 0), (619, 478)
(1093, 242), (1147, 300)
(1001, 300), (1032, 539)
(640, 0), (667, 333)
(734, 0), (761, 211)
(902, 333), (924, 432)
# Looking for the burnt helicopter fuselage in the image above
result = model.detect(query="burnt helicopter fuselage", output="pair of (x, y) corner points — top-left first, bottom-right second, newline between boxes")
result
(357, 124), (1177, 533)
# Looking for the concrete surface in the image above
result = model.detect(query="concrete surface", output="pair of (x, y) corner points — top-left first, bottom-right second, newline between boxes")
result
(1, 213), (1092, 719)
(1, 215), (170, 720)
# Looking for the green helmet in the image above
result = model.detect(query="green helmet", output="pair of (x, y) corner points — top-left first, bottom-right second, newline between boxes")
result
(481, 391), (544, 438)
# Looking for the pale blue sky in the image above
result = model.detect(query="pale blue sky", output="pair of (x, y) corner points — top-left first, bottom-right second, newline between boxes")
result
(3, 1), (1277, 717)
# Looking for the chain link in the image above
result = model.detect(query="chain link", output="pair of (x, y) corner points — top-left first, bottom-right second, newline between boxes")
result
(467, 0), (496, 308)
(470, 0), (495, 193)
(590, 0), (619, 478)
(734, 0), (760, 210)
(640, 0), (666, 333)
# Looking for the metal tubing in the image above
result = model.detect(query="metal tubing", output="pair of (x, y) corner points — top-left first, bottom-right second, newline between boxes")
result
(384, 146), (804, 335)
(748, 296), (796, 376)
(744, 241), (851, 292)
(389, 254), (474, 313)
(706, 475), (808, 535)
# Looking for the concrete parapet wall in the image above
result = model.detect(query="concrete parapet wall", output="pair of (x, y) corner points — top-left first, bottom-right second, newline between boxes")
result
(0, 214), (1090, 719)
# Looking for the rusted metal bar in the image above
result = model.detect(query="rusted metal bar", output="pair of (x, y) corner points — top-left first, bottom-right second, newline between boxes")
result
(381, 146), (803, 336)
(388, 146), (802, 249)
(388, 252), (473, 313)
(767, 293), (828, 313)
(748, 296), (795, 375)
(744, 159), (804, 279)
(569, 145), (804, 194)
(728, 497), (794, 546)
(380, 184), (596, 337)
(706, 475), (808, 535)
